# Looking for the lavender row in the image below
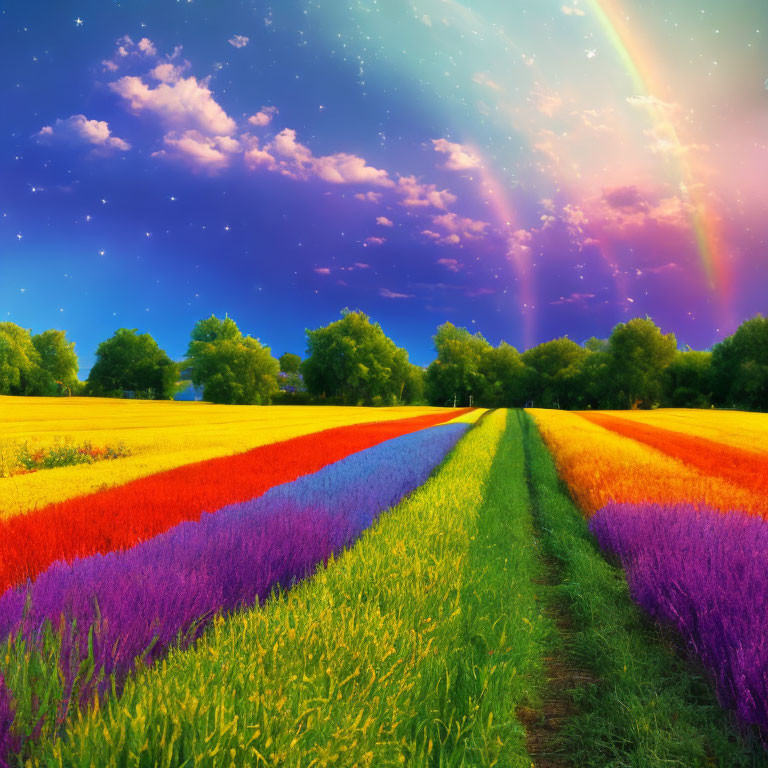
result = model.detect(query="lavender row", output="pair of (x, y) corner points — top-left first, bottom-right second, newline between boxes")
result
(590, 502), (768, 734)
(0, 423), (468, 703)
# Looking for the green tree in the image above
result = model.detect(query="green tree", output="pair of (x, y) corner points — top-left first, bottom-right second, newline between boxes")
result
(425, 323), (492, 406)
(301, 310), (413, 405)
(577, 337), (612, 409)
(607, 317), (676, 408)
(187, 315), (279, 405)
(87, 329), (178, 399)
(522, 337), (587, 409)
(402, 364), (426, 405)
(0, 322), (41, 395)
(32, 329), (79, 395)
(664, 349), (712, 407)
(480, 342), (527, 407)
(712, 315), (768, 410)
(279, 353), (302, 374)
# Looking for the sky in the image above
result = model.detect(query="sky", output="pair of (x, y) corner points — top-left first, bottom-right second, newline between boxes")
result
(1, 0), (767, 372)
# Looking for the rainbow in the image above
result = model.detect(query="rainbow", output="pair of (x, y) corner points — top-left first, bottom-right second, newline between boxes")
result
(586, 0), (731, 306)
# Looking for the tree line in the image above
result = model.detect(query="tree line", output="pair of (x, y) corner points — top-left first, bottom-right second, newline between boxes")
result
(1, 310), (767, 410)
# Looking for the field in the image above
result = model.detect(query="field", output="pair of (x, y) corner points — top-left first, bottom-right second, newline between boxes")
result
(0, 399), (767, 766)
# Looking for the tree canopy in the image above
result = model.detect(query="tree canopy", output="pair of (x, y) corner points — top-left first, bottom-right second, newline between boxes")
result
(87, 328), (177, 400)
(712, 315), (768, 410)
(0, 323), (79, 396)
(187, 315), (279, 405)
(302, 310), (417, 405)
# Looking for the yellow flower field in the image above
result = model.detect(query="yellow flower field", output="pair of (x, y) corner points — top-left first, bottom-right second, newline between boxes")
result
(527, 408), (768, 517)
(0, 397), (451, 517)
(586, 408), (768, 454)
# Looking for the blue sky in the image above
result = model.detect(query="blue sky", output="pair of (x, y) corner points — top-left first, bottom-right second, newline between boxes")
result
(2, 0), (766, 372)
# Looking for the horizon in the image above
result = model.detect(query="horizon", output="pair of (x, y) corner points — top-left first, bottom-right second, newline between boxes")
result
(2, 0), (767, 373)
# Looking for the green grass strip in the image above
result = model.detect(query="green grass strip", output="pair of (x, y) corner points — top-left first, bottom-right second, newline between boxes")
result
(36, 409), (550, 768)
(519, 410), (767, 768)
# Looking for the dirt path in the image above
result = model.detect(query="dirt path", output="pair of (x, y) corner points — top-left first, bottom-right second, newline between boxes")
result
(518, 409), (596, 768)
(518, 551), (595, 768)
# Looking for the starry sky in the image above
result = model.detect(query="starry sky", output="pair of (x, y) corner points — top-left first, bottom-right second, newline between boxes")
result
(2, 0), (767, 372)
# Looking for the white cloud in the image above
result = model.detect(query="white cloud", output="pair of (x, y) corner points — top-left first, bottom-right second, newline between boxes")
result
(102, 35), (157, 71)
(561, 4), (585, 16)
(380, 288), (414, 299)
(376, 216), (394, 227)
(153, 130), (240, 170)
(228, 35), (250, 48)
(250, 128), (394, 187)
(432, 138), (482, 171)
(110, 74), (237, 135)
(248, 106), (278, 127)
(37, 114), (131, 151)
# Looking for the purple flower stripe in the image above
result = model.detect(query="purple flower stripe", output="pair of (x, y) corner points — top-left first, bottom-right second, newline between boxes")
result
(0, 423), (468, 697)
(590, 502), (768, 734)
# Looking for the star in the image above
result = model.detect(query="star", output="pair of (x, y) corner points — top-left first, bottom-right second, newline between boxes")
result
(16, 233), (22, 240)
(74, 17), (83, 26)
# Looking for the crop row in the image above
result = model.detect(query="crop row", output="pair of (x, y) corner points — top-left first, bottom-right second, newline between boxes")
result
(0, 410), (467, 594)
(0, 421), (468, 762)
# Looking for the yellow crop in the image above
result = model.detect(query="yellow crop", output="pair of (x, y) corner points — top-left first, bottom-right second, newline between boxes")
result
(527, 409), (768, 517)
(0, 396), (450, 517)
(589, 408), (768, 454)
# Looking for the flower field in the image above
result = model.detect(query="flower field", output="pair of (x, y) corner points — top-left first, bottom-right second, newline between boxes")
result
(530, 407), (768, 753)
(0, 399), (767, 766)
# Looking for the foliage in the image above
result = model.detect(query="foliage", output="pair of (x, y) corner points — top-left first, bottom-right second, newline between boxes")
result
(187, 315), (280, 405)
(664, 349), (712, 407)
(302, 309), (415, 405)
(605, 317), (677, 408)
(31, 330), (79, 396)
(14, 440), (129, 474)
(278, 352), (301, 374)
(87, 328), (177, 400)
(425, 322), (492, 406)
(712, 315), (768, 410)
(522, 336), (587, 409)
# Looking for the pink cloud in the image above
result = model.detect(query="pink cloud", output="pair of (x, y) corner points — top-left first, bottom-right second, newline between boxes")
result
(380, 288), (414, 299)
(353, 262), (370, 269)
(248, 106), (278, 127)
(397, 175), (456, 210)
(437, 258), (462, 272)
(257, 128), (394, 187)
(110, 74), (237, 135)
(432, 138), (482, 171)
(376, 216), (394, 227)
(432, 212), (489, 239)
(228, 35), (249, 49)
(355, 192), (383, 203)
(153, 130), (240, 170)
(314, 267), (331, 275)
(37, 115), (130, 152)
(421, 229), (461, 246)
(364, 237), (386, 246)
